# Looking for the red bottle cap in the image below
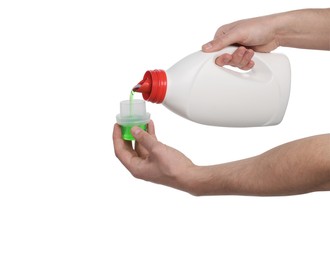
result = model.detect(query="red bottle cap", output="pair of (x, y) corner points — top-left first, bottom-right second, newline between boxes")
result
(134, 70), (167, 104)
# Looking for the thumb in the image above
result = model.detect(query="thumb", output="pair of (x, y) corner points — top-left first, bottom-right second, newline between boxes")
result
(202, 33), (238, 52)
(131, 126), (158, 151)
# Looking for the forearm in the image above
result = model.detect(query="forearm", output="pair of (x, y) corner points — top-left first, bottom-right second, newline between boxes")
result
(275, 8), (330, 50)
(188, 134), (330, 196)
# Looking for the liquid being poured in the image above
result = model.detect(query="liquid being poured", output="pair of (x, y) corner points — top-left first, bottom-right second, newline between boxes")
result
(129, 90), (134, 116)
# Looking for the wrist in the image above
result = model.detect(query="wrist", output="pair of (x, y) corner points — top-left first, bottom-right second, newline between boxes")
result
(272, 9), (330, 50)
(181, 165), (209, 196)
(271, 11), (293, 48)
(183, 165), (227, 196)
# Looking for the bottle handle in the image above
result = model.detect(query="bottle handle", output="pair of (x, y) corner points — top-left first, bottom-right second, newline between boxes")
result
(210, 46), (277, 81)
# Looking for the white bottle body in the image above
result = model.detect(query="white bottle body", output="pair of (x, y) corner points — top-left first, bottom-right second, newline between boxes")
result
(162, 46), (291, 127)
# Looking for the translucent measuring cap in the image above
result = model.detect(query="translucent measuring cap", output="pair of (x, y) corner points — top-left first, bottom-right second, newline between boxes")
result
(116, 99), (150, 140)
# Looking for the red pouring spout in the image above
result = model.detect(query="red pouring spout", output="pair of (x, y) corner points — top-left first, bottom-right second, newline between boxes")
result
(133, 69), (167, 104)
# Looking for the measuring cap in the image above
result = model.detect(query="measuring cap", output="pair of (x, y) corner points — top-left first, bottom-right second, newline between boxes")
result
(116, 99), (150, 141)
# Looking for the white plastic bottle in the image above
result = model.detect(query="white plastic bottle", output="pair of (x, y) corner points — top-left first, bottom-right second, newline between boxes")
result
(134, 46), (291, 127)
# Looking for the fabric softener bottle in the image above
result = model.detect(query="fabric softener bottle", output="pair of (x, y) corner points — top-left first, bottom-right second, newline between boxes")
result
(133, 46), (291, 127)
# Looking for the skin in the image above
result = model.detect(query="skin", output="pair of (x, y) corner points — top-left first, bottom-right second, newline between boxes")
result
(113, 122), (330, 196)
(114, 8), (330, 196)
(202, 8), (330, 70)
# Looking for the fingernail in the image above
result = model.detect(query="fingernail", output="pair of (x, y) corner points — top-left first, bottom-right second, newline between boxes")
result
(223, 57), (231, 63)
(203, 42), (213, 50)
(216, 56), (231, 66)
(215, 57), (223, 66)
(131, 126), (142, 136)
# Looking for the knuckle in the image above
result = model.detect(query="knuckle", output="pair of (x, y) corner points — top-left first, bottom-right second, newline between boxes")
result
(150, 143), (164, 155)
(137, 132), (146, 143)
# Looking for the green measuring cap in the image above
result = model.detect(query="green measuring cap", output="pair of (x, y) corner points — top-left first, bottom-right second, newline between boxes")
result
(116, 99), (150, 141)
(121, 124), (147, 141)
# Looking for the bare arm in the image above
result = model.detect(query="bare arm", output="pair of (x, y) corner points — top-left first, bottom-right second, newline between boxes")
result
(276, 8), (330, 50)
(190, 134), (330, 196)
(113, 123), (330, 196)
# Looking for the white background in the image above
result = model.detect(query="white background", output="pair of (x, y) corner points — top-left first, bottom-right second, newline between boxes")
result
(0, 1), (329, 259)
